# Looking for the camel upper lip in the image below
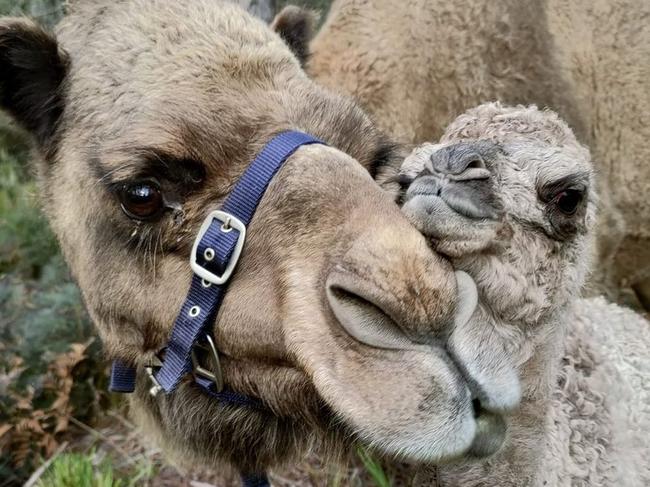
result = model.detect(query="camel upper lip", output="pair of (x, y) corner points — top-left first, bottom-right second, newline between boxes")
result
(406, 176), (501, 221)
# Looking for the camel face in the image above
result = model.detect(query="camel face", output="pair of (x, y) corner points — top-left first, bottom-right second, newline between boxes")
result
(0, 0), (485, 469)
(403, 104), (596, 315)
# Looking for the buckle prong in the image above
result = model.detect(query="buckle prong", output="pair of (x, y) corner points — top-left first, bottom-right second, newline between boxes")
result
(221, 216), (233, 233)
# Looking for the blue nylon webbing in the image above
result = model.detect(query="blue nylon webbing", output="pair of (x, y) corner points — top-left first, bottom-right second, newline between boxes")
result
(241, 472), (271, 487)
(155, 130), (324, 392)
(109, 131), (324, 399)
(109, 360), (136, 393)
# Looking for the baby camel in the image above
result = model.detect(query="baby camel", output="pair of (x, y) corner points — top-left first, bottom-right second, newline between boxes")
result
(401, 103), (650, 486)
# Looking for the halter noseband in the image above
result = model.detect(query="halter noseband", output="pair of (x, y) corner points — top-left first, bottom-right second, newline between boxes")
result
(109, 130), (325, 486)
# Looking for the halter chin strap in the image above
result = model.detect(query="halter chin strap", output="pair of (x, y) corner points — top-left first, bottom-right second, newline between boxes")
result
(109, 130), (325, 486)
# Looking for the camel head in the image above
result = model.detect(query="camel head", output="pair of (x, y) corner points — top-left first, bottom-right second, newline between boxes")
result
(401, 103), (597, 458)
(0, 0), (502, 472)
(402, 103), (597, 316)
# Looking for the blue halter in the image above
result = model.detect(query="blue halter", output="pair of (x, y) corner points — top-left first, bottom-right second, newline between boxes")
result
(109, 130), (325, 487)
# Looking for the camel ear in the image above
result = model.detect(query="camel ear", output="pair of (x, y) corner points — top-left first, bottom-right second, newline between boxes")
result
(0, 18), (69, 148)
(271, 6), (317, 66)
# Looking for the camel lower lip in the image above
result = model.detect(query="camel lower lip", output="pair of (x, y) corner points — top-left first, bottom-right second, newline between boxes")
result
(467, 410), (507, 458)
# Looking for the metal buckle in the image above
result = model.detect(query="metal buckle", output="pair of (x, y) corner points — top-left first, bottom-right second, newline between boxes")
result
(190, 210), (246, 285)
(191, 334), (224, 392)
(144, 355), (164, 397)
(145, 366), (163, 397)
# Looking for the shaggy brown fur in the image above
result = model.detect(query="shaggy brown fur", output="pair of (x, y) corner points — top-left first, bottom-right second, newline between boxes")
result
(308, 0), (650, 307)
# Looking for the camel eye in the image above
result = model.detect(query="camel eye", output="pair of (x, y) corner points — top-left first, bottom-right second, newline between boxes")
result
(555, 189), (582, 215)
(119, 180), (164, 220)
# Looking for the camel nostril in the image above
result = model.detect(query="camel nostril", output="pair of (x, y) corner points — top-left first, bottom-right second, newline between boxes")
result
(325, 224), (457, 351)
(466, 158), (486, 170)
(472, 398), (482, 418)
(326, 282), (415, 350)
(429, 143), (492, 178)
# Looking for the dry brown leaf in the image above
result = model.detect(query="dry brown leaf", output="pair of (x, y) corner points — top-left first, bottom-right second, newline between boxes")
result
(15, 396), (33, 410)
(54, 416), (69, 434)
(0, 423), (12, 439)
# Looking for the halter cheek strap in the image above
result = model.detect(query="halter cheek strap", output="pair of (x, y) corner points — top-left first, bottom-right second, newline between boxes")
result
(109, 131), (326, 487)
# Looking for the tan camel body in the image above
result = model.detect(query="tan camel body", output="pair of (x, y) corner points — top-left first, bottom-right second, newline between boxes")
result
(309, 0), (650, 306)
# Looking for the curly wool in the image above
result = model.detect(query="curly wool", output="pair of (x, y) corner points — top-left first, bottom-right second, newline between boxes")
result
(542, 297), (650, 486)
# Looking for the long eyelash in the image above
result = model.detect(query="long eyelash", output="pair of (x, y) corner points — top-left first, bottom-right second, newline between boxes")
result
(129, 224), (154, 264)
(146, 229), (154, 278)
(152, 226), (164, 283)
(128, 221), (168, 278)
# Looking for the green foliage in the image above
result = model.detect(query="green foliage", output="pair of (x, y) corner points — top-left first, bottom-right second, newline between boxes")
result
(36, 452), (122, 487)
(0, 158), (101, 484)
(0, 153), (60, 278)
(0, 4), (99, 482)
(36, 453), (119, 487)
(356, 447), (392, 487)
(34, 450), (157, 487)
(36, 448), (157, 487)
(0, 0), (64, 27)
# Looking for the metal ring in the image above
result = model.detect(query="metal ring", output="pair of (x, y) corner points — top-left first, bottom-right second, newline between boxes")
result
(201, 279), (212, 288)
(203, 248), (215, 261)
(220, 220), (233, 233)
(188, 305), (201, 317)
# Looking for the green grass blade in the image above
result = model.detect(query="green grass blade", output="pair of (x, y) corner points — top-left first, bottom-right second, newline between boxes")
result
(356, 446), (391, 487)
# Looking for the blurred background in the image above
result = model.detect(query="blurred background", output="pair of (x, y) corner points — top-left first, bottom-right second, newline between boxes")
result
(0, 1), (97, 485)
(0, 2), (391, 487)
